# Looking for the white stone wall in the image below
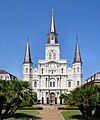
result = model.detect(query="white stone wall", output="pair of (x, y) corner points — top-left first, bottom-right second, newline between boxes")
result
(45, 44), (60, 60)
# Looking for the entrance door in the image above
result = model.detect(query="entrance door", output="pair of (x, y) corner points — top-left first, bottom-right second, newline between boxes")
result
(50, 92), (55, 104)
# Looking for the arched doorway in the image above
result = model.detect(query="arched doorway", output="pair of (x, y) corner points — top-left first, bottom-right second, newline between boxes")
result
(50, 92), (55, 105)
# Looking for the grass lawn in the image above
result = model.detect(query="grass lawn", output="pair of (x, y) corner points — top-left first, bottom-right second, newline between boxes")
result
(4, 110), (39, 120)
(61, 110), (82, 120)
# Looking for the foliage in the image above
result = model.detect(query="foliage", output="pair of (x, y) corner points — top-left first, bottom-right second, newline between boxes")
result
(60, 84), (100, 120)
(0, 80), (37, 119)
(20, 92), (37, 107)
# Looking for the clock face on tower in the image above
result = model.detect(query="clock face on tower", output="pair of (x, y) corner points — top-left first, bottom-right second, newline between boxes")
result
(50, 63), (56, 69)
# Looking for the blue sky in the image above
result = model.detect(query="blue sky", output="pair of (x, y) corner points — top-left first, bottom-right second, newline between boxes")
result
(0, 0), (100, 82)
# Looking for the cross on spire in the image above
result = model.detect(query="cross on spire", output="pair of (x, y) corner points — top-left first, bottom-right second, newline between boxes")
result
(52, 8), (54, 16)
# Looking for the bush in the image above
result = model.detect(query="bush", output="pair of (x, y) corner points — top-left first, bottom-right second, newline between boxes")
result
(58, 105), (78, 110)
(20, 101), (32, 107)
(19, 105), (43, 110)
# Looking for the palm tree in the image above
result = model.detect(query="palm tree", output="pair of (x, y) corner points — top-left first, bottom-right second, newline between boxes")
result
(67, 84), (97, 120)
(5, 81), (36, 117)
(0, 80), (37, 119)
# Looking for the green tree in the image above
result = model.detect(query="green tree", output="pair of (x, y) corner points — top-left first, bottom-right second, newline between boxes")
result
(59, 93), (68, 104)
(66, 84), (98, 120)
(93, 85), (100, 118)
(59, 84), (100, 119)
(0, 80), (37, 119)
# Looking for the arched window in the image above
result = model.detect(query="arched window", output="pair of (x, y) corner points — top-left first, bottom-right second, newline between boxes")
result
(53, 82), (55, 87)
(26, 68), (28, 73)
(30, 68), (32, 73)
(42, 68), (43, 74)
(74, 68), (75, 73)
(77, 67), (79, 72)
(61, 68), (63, 74)
(68, 81), (71, 87)
(50, 82), (52, 87)
(34, 81), (37, 87)
(52, 34), (54, 40)
(53, 52), (56, 60)
(57, 78), (59, 87)
(49, 52), (52, 60)
(77, 81), (79, 86)
(46, 78), (47, 87)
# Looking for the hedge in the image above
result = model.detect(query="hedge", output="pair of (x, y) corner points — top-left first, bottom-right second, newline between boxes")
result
(58, 105), (78, 110)
(19, 105), (43, 110)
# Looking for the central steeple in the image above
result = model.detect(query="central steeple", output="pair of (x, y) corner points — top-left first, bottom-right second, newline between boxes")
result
(47, 11), (58, 44)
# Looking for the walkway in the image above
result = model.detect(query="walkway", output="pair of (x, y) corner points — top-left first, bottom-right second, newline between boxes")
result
(34, 105), (63, 120)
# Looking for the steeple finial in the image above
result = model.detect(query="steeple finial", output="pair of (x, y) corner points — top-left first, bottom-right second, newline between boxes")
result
(73, 36), (82, 64)
(52, 8), (54, 16)
(23, 38), (33, 64)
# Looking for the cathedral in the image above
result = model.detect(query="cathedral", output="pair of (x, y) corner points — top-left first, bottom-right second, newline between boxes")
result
(23, 13), (82, 104)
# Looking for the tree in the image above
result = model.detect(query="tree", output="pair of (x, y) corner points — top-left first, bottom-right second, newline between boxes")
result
(59, 93), (69, 104)
(0, 80), (37, 119)
(93, 85), (100, 118)
(59, 83), (100, 119)
(65, 84), (98, 120)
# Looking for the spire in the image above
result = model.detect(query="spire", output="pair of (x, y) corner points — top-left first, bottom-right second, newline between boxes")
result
(47, 10), (58, 44)
(50, 9), (56, 33)
(73, 36), (82, 64)
(23, 37), (33, 64)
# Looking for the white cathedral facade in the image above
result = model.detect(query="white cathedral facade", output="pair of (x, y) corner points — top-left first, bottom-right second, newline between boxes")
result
(23, 14), (82, 104)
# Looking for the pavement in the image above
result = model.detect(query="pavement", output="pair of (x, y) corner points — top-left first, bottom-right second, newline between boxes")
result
(34, 105), (63, 120)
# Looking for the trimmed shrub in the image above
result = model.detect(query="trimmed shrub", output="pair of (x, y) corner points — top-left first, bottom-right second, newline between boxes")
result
(19, 105), (43, 110)
(58, 105), (78, 110)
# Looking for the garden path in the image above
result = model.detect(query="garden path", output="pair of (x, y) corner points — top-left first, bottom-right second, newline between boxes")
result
(34, 105), (63, 120)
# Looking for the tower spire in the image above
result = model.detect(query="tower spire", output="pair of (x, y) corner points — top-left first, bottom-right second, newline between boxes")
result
(50, 9), (56, 33)
(23, 37), (33, 64)
(73, 36), (82, 64)
(47, 10), (58, 44)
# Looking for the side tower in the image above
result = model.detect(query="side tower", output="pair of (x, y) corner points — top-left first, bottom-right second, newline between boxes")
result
(23, 38), (33, 82)
(72, 37), (82, 88)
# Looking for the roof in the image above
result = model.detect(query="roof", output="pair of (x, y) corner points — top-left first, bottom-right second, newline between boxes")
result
(47, 14), (58, 44)
(23, 39), (33, 64)
(0, 70), (9, 74)
(73, 39), (82, 64)
(86, 72), (100, 83)
(0, 70), (18, 79)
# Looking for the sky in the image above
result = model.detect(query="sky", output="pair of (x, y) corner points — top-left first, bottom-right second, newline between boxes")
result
(0, 0), (100, 82)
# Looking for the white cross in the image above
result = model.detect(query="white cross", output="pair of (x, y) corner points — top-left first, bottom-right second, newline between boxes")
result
(52, 9), (54, 16)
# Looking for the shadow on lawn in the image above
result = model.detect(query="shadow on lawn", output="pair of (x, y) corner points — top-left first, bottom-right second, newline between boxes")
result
(71, 115), (83, 120)
(5, 113), (35, 119)
(5, 113), (42, 120)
